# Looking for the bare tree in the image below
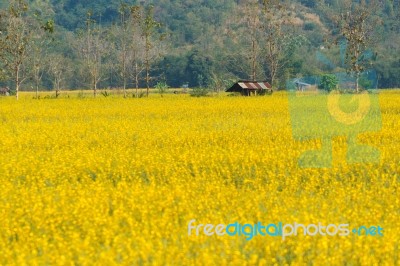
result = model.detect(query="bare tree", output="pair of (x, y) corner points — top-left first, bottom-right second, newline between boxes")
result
(244, 0), (262, 81)
(129, 6), (146, 98)
(75, 12), (109, 97)
(113, 3), (131, 98)
(31, 44), (46, 99)
(261, 1), (293, 88)
(142, 5), (164, 97)
(47, 53), (70, 98)
(226, 0), (264, 81)
(112, 4), (147, 98)
(0, 0), (31, 100)
(226, 0), (304, 86)
(30, 19), (54, 99)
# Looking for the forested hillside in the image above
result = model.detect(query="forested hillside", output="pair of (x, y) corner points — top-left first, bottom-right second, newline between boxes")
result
(0, 0), (399, 93)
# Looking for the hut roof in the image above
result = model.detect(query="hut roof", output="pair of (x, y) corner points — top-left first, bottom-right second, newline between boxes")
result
(226, 81), (272, 92)
(294, 80), (311, 87)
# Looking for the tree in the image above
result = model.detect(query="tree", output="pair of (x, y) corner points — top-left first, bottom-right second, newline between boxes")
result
(113, 3), (131, 98)
(153, 55), (188, 88)
(226, 1), (306, 87)
(329, 0), (382, 92)
(155, 81), (169, 97)
(75, 12), (110, 97)
(0, 0), (31, 100)
(30, 18), (54, 99)
(242, 0), (263, 81)
(142, 5), (164, 97)
(261, 1), (295, 88)
(47, 53), (71, 98)
(223, 0), (264, 81)
(208, 73), (235, 95)
(319, 74), (339, 92)
(186, 50), (214, 88)
(129, 5), (146, 98)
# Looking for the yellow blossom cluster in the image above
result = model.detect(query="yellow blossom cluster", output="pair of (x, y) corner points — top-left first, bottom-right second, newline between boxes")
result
(0, 91), (398, 265)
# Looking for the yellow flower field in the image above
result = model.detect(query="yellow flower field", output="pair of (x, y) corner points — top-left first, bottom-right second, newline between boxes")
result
(0, 91), (399, 265)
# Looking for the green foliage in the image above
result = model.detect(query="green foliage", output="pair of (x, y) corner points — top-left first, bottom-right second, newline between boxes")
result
(208, 75), (235, 94)
(133, 91), (146, 98)
(8, 88), (16, 96)
(41, 19), (54, 33)
(154, 55), (189, 88)
(186, 51), (214, 87)
(359, 76), (373, 90)
(258, 89), (273, 96)
(319, 74), (339, 92)
(101, 90), (111, 97)
(155, 81), (169, 96)
(0, 0), (398, 91)
(328, 1), (382, 91)
(190, 87), (209, 97)
(303, 22), (316, 31)
(77, 90), (86, 99)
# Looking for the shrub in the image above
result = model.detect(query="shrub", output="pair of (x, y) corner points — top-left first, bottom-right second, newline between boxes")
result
(190, 87), (209, 97)
(77, 91), (86, 98)
(319, 74), (338, 92)
(155, 81), (169, 97)
(304, 22), (316, 31)
(258, 89), (273, 96)
(101, 90), (111, 97)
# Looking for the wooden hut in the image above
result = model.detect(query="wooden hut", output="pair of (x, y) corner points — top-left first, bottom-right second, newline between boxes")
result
(226, 81), (272, 96)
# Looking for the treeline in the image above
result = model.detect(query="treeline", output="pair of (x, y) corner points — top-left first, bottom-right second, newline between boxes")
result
(0, 0), (399, 98)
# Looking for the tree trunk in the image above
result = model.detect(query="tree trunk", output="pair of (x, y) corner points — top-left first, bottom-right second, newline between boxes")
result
(135, 62), (139, 98)
(270, 61), (277, 89)
(145, 51), (150, 97)
(55, 77), (61, 98)
(123, 77), (127, 98)
(355, 72), (360, 93)
(123, 51), (127, 98)
(55, 78), (58, 98)
(135, 78), (139, 98)
(145, 34), (150, 97)
(15, 66), (20, 100)
(146, 68), (150, 97)
(354, 45), (360, 93)
(270, 76), (275, 89)
(252, 39), (256, 81)
(36, 79), (39, 99)
(94, 79), (97, 97)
